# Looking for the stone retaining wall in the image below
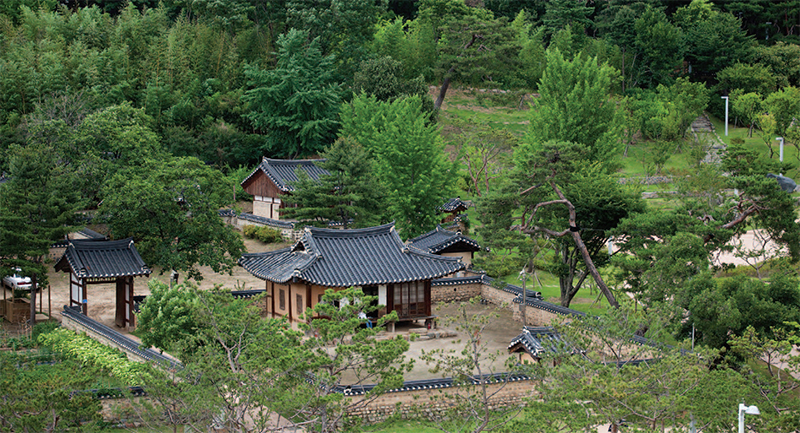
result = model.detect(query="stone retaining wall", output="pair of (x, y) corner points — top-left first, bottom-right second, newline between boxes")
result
(345, 379), (537, 423)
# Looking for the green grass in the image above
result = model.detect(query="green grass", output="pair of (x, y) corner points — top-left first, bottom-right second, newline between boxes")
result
(498, 269), (609, 316)
(349, 419), (441, 433)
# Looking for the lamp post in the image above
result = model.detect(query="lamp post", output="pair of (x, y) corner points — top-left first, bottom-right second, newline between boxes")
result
(738, 403), (760, 433)
(519, 268), (528, 326)
(776, 136), (784, 163)
(721, 96), (729, 136)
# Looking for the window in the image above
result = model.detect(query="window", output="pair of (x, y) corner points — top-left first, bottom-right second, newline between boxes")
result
(297, 294), (303, 315)
(279, 289), (285, 310)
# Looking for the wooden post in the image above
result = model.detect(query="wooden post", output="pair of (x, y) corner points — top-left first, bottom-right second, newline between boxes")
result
(30, 274), (37, 327)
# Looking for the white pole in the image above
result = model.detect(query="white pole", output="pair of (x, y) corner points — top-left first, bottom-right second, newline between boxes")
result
(777, 136), (784, 162)
(738, 403), (760, 433)
(738, 404), (745, 433)
(722, 96), (729, 136)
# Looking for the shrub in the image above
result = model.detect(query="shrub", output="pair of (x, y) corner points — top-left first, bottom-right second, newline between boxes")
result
(731, 137), (745, 145)
(243, 225), (285, 243)
(37, 328), (146, 384)
(32, 321), (60, 341)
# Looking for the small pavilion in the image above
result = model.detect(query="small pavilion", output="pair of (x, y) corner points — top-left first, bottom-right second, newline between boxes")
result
(437, 197), (470, 223)
(54, 238), (150, 328)
(407, 225), (483, 272)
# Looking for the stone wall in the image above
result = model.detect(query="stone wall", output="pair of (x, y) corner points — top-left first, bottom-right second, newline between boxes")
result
(234, 216), (302, 241)
(431, 282), (482, 303)
(345, 379), (537, 423)
(480, 284), (517, 307)
(512, 305), (562, 327)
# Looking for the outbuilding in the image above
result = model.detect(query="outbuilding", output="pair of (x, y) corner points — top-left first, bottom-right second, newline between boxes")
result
(54, 238), (151, 329)
(241, 157), (329, 220)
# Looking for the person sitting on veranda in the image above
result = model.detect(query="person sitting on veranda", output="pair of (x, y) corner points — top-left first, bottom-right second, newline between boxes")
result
(358, 310), (372, 329)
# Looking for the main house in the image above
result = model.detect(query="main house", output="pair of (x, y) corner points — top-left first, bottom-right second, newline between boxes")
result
(241, 157), (329, 220)
(239, 223), (465, 326)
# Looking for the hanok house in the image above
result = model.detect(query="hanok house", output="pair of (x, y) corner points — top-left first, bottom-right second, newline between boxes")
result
(54, 238), (151, 329)
(239, 223), (465, 328)
(241, 157), (329, 220)
(438, 197), (470, 223)
(407, 225), (482, 273)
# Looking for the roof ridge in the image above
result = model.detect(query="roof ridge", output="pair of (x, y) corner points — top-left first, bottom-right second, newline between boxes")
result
(263, 157), (326, 164)
(307, 222), (396, 237)
(67, 237), (135, 249)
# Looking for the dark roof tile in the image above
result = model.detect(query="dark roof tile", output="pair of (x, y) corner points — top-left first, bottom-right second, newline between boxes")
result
(54, 238), (151, 279)
(241, 158), (329, 192)
(438, 197), (471, 213)
(407, 225), (481, 254)
(240, 223), (465, 286)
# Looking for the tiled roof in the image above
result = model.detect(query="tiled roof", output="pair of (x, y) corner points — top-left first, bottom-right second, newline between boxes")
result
(438, 197), (470, 213)
(51, 227), (108, 248)
(407, 225), (482, 254)
(239, 223), (465, 287)
(241, 158), (329, 192)
(238, 212), (296, 229)
(54, 238), (151, 279)
(508, 326), (574, 357)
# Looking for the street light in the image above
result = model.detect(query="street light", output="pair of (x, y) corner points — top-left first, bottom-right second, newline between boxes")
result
(721, 96), (729, 136)
(518, 268), (528, 326)
(776, 136), (785, 163)
(738, 403), (760, 433)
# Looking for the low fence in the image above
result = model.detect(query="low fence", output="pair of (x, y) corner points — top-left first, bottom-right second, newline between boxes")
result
(343, 374), (536, 423)
(60, 306), (181, 369)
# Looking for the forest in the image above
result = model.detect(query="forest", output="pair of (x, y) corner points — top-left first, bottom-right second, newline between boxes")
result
(3, 0), (800, 432)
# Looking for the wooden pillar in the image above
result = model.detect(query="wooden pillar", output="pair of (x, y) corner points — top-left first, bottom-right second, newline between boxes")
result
(425, 280), (432, 316)
(82, 279), (87, 315)
(129, 277), (135, 328)
(270, 281), (276, 318)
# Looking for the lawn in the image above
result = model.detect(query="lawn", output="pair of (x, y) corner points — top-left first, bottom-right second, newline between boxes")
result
(707, 114), (800, 179)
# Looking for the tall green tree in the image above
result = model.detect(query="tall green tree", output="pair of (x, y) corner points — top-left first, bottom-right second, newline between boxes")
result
(631, 6), (685, 88)
(431, 13), (520, 109)
(244, 28), (341, 158)
(541, 0), (594, 36)
(340, 94), (455, 238)
(0, 141), (82, 298)
(673, 0), (755, 84)
(527, 48), (622, 168)
(282, 137), (387, 228)
(352, 56), (433, 113)
(100, 156), (245, 280)
(285, 0), (387, 78)
(508, 305), (754, 432)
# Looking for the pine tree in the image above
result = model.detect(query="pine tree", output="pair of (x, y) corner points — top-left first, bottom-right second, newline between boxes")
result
(282, 137), (387, 229)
